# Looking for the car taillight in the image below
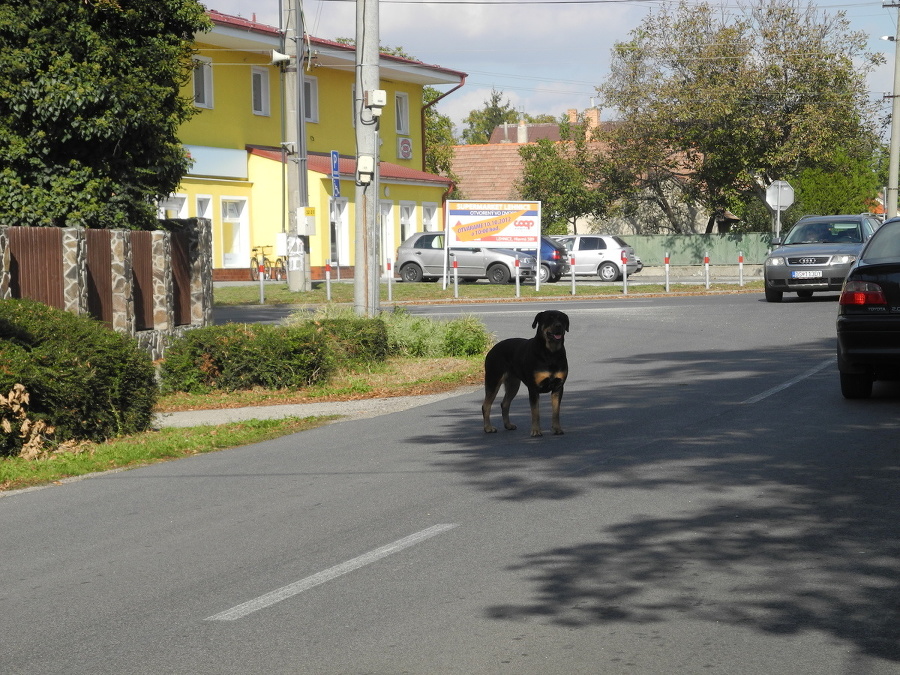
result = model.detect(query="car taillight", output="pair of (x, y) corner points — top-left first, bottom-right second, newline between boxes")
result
(550, 250), (561, 261)
(839, 281), (887, 306)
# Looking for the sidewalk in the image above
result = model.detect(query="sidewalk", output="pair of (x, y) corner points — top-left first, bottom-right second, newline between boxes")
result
(153, 386), (480, 428)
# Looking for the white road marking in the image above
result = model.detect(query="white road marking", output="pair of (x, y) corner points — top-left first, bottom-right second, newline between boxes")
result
(205, 523), (459, 621)
(741, 359), (832, 405)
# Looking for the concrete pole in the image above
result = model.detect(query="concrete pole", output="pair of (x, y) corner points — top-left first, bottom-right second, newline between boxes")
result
(888, 9), (900, 219)
(353, 0), (381, 316)
(283, 0), (311, 291)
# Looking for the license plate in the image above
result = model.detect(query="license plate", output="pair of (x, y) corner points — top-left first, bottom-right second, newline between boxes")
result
(791, 270), (822, 279)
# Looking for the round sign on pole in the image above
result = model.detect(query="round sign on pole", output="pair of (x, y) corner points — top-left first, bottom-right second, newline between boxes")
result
(766, 180), (794, 211)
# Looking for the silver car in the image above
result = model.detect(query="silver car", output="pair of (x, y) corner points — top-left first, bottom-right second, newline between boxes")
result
(396, 231), (537, 284)
(763, 214), (880, 302)
(552, 234), (639, 281)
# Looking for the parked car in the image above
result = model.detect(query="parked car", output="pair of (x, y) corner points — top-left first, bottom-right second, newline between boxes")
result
(395, 231), (537, 284)
(836, 216), (900, 398)
(524, 236), (570, 283)
(552, 234), (639, 281)
(763, 214), (881, 303)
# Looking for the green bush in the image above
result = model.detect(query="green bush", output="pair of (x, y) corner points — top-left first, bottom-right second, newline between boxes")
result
(313, 318), (389, 364)
(442, 315), (492, 356)
(159, 323), (335, 393)
(0, 299), (157, 456)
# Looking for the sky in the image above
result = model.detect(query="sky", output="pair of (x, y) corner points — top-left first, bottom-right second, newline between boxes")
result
(206, 0), (897, 135)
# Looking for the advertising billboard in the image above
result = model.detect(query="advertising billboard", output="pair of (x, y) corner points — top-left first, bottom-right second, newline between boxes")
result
(445, 200), (541, 247)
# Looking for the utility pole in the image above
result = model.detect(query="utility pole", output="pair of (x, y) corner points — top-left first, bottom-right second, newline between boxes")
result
(353, 0), (383, 316)
(886, 2), (900, 219)
(283, 0), (312, 291)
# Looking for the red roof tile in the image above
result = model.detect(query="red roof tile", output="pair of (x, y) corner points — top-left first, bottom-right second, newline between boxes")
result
(451, 144), (526, 200)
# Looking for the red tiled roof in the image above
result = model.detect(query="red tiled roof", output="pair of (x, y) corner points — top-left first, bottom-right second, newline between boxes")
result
(207, 9), (281, 37)
(247, 147), (452, 186)
(451, 144), (526, 200)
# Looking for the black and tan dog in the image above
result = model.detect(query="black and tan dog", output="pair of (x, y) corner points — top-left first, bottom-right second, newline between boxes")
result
(482, 309), (569, 437)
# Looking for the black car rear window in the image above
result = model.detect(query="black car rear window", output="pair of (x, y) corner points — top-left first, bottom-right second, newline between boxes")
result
(861, 223), (900, 261)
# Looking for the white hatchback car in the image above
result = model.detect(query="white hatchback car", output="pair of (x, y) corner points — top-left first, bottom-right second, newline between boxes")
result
(552, 235), (640, 281)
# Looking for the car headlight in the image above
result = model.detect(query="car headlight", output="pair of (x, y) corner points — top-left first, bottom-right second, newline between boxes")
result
(765, 257), (785, 267)
(830, 255), (857, 265)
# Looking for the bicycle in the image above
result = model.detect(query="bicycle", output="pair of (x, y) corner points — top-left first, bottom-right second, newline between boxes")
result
(249, 245), (286, 281)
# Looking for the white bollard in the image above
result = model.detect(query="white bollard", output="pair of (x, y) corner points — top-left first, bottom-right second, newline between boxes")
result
(664, 253), (670, 293)
(704, 252), (710, 289)
(570, 256), (576, 295)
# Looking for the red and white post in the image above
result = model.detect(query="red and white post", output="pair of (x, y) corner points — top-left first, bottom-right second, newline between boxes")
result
(386, 258), (393, 302)
(704, 252), (710, 289)
(738, 251), (744, 287)
(664, 253), (671, 293)
(325, 261), (332, 301)
(452, 259), (459, 298)
(570, 256), (577, 295)
(621, 250), (628, 295)
(514, 257), (521, 298)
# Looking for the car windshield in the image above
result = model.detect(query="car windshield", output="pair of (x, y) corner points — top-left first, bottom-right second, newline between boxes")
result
(783, 221), (861, 245)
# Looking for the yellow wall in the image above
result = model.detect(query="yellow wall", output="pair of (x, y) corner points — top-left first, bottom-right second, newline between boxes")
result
(180, 40), (282, 150)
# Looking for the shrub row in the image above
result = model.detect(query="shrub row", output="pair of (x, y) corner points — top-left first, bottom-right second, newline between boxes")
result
(0, 299), (157, 457)
(161, 308), (491, 394)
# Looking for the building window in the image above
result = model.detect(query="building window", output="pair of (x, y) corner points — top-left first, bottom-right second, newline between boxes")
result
(395, 92), (409, 135)
(221, 198), (248, 268)
(423, 203), (438, 231)
(400, 202), (416, 243)
(251, 67), (270, 116)
(157, 194), (187, 219)
(303, 76), (318, 123)
(192, 57), (213, 109)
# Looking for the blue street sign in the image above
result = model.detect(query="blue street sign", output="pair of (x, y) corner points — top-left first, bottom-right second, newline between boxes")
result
(331, 150), (340, 178)
(332, 177), (341, 198)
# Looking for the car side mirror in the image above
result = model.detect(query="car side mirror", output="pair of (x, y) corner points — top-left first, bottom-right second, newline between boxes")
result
(771, 237), (782, 246)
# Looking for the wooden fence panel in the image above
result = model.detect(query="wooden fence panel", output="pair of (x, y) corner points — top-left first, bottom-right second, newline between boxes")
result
(7, 227), (64, 309)
(85, 229), (113, 328)
(171, 230), (191, 326)
(131, 231), (153, 331)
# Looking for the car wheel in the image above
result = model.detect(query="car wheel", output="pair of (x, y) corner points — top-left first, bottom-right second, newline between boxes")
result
(797, 290), (813, 299)
(487, 264), (511, 284)
(764, 286), (783, 303)
(840, 371), (873, 399)
(550, 273), (562, 283)
(598, 262), (619, 282)
(399, 263), (424, 283)
(538, 264), (551, 284)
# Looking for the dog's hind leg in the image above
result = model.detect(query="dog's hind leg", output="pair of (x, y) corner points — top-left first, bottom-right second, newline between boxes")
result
(482, 373), (504, 433)
(500, 377), (521, 431)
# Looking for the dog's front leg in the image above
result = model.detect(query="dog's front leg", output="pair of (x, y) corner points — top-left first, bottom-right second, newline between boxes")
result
(550, 387), (564, 435)
(528, 388), (543, 437)
(500, 378), (520, 431)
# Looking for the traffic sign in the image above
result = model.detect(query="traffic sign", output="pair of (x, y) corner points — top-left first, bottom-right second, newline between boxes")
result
(766, 180), (794, 211)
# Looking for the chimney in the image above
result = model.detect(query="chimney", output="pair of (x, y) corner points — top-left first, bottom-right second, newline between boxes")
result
(586, 108), (600, 129)
(517, 119), (527, 143)
(567, 108), (578, 125)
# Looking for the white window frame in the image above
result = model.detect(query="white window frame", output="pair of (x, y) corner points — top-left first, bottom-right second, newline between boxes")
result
(157, 193), (187, 219)
(192, 56), (213, 109)
(422, 202), (439, 231)
(399, 201), (417, 243)
(329, 197), (350, 267)
(303, 76), (319, 123)
(395, 92), (410, 135)
(195, 195), (212, 220)
(251, 67), (270, 116)
(220, 197), (249, 269)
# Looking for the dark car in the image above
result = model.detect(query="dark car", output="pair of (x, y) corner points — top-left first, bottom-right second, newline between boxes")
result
(525, 236), (570, 283)
(836, 216), (900, 398)
(763, 214), (881, 302)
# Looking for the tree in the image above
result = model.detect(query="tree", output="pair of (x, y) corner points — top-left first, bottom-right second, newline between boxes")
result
(460, 88), (519, 145)
(597, 0), (884, 232)
(0, 0), (210, 229)
(518, 113), (620, 234)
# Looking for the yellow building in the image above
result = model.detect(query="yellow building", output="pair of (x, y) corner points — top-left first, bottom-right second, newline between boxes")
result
(170, 10), (466, 281)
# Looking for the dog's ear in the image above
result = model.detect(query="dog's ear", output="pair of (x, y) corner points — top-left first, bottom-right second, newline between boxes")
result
(563, 313), (570, 332)
(532, 312), (544, 329)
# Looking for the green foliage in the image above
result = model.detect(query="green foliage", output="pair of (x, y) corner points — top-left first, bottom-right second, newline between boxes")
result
(0, 0), (211, 229)
(518, 113), (621, 234)
(159, 323), (335, 393)
(461, 88), (519, 145)
(0, 299), (157, 456)
(441, 315), (492, 357)
(598, 0), (884, 230)
(312, 318), (389, 364)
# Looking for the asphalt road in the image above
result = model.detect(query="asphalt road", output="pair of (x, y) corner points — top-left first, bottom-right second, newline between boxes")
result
(3, 292), (900, 674)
